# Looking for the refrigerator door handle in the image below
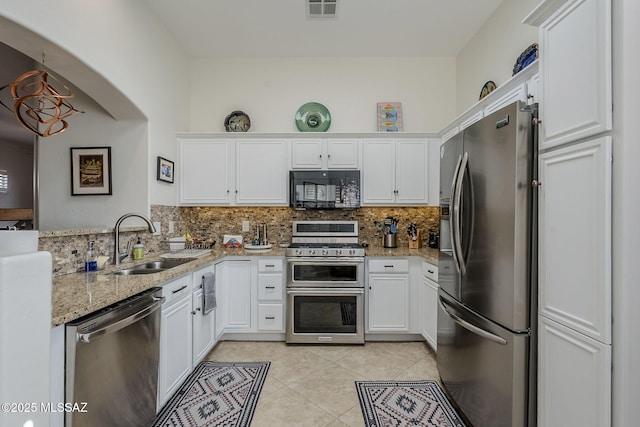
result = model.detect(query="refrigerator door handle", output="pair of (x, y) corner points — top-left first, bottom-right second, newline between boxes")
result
(448, 153), (463, 272)
(452, 152), (468, 274)
(439, 296), (507, 345)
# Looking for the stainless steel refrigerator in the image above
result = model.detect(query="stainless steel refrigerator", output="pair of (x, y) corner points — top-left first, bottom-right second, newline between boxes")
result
(437, 101), (537, 427)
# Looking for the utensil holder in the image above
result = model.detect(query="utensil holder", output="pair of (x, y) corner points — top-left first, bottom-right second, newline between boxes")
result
(408, 230), (421, 249)
(383, 234), (397, 248)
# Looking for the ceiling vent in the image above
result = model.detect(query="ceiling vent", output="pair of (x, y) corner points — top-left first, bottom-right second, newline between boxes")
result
(307, 0), (338, 20)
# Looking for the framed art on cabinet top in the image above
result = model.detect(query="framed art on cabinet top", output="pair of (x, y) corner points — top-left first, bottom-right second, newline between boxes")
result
(377, 102), (402, 132)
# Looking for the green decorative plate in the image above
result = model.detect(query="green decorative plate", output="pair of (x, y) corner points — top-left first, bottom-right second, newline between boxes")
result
(295, 102), (331, 132)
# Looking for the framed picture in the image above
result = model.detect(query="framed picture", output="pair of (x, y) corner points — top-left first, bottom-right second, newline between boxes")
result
(377, 102), (403, 132)
(70, 147), (112, 196)
(157, 156), (174, 183)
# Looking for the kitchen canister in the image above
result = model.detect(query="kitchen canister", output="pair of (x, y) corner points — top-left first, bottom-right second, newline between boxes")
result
(383, 234), (397, 248)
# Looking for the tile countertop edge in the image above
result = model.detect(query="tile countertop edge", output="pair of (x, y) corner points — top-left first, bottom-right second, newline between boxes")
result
(51, 246), (439, 326)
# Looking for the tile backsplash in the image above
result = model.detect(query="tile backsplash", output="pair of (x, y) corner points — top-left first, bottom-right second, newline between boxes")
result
(177, 205), (439, 248)
(42, 204), (439, 276)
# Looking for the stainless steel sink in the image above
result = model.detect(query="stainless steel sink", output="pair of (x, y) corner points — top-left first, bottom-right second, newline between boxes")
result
(112, 258), (193, 275)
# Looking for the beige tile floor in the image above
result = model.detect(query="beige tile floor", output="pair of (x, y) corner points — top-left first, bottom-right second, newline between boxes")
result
(205, 340), (439, 426)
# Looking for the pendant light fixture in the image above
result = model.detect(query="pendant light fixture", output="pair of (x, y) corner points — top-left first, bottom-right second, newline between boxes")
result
(0, 54), (82, 137)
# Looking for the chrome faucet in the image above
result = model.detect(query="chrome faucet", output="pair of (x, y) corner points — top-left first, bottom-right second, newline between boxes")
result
(114, 213), (156, 265)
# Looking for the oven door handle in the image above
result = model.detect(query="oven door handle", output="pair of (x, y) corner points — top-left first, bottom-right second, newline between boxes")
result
(287, 288), (365, 296)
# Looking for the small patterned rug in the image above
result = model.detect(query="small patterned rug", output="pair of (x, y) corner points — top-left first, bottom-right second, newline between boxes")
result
(356, 380), (466, 427)
(153, 361), (270, 427)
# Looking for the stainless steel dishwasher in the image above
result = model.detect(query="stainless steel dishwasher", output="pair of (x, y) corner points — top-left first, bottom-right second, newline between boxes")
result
(65, 287), (164, 427)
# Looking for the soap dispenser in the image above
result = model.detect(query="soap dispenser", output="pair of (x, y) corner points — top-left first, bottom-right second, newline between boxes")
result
(133, 237), (144, 260)
(85, 240), (97, 271)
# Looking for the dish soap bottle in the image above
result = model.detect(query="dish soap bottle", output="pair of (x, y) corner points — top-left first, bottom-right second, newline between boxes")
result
(133, 238), (144, 260)
(85, 240), (97, 272)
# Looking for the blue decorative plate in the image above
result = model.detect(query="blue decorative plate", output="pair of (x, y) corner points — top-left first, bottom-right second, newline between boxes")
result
(479, 81), (497, 100)
(512, 43), (539, 75)
(295, 102), (331, 132)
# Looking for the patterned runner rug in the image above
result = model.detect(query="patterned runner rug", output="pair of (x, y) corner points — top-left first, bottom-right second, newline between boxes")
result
(153, 361), (270, 427)
(356, 380), (466, 427)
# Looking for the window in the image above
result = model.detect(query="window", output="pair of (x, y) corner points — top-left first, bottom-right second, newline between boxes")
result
(0, 170), (7, 193)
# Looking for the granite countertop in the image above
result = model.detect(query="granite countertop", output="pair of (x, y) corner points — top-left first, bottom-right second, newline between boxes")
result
(51, 245), (438, 327)
(366, 246), (439, 264)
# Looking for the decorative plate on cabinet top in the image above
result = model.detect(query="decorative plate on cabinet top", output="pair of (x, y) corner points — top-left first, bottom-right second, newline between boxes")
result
(224, 110), (251, 132)
(512, 43), (539, 76)
(479, 81), (497, 100)
(295, 102), (331, 132)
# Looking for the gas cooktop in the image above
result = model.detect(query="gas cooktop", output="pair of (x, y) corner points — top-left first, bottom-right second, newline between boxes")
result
(287, 220), (365, 257)
(286, 244), (364, 257)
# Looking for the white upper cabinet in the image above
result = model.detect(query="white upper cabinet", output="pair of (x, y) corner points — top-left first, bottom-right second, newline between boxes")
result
(235, 139), (288, 205)
(178, 138), (234, 205)
(529, 0), (612, 149)
(362, 138), (429, 205)
(178, 136), (287, 206)
(291, 138), (359, 169)
(362, 139), (395, 204)
(396, 139), (429, 204)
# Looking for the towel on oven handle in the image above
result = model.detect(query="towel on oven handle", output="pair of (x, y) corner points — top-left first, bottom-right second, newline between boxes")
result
(202, 272), (216, 314)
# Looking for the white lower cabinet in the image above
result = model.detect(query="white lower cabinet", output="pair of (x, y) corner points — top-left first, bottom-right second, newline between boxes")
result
(421, 262), (438, 351)
(257, 304), (284, 331)
(367, 259), (410, 332)
(158, 274), (193, 407)
(159, 265), (218, 407)
(538, 316), (611, 427)
(219, 259), (252, 331)
(257, 258), (285, 332)
(192, 264), (216, 365)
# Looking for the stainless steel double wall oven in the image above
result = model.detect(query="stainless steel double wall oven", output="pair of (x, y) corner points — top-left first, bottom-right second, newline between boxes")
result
(286, 221), (365, 344)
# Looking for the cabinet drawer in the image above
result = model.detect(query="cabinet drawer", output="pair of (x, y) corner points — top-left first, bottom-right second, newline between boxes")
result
(258, 274), (284, 300)
(368, 259), (409, 273)
(257, 304), (284, 331)
(258, 258), (283, 272)
(159, 274), (192, 305)
(422, 262), (438, 282)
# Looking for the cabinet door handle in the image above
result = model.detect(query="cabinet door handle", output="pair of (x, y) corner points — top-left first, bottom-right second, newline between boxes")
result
(427, 269), (434, 274)
(384, 265), (394, 268)
(265, 316), (275, 320)
(172, 285), (187, 294)
(265, 264), (275, 268)
(265, 286), (276, 289)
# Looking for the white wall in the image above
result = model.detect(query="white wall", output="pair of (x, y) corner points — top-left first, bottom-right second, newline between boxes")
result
(0, 0), (190, 229)
(455, 0), (539, 114)
(612, 0), (640, 425)
(37, 87), (148, 230)
(189, 57), (456, 133)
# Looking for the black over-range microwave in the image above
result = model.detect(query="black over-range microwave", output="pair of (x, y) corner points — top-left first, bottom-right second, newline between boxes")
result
(289, 170), (360, 209)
